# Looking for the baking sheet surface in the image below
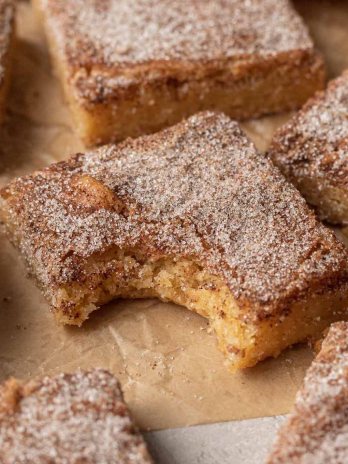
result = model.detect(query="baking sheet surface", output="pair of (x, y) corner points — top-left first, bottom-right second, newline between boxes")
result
(0, 0), (347, 430)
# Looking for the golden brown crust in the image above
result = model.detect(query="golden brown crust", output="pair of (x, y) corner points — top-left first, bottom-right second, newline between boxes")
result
(0, 369), (153, 463)
(2, 111), (348, 319)
(71, 51), (323, 109)
(269, 71), (348, 224)
(267, 322), (348, 464)
(33, 0), (325, 144)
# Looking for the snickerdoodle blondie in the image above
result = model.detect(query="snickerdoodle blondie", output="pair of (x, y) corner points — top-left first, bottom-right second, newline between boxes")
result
(2, 112), (348, 371)
(0, 369), (153, 463)
(33, 0), (325, 145)
(270, 71), (348, 225)
(267, 322), (348, 463)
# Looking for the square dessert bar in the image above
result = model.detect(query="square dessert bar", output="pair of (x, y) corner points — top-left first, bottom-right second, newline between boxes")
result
(267, 322), (348, 463)
(0, 0), (14, 122)
(270, 71), (348, 225)
(33, 0), (325, 145)
(0, 369), (153, 463)
(2, 112), (348, 371)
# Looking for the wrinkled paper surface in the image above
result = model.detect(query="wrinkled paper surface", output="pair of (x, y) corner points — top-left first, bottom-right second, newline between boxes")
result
(0, 0), (347, 430)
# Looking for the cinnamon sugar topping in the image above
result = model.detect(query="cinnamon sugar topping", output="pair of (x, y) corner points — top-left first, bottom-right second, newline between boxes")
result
(270, 71), (348, 189)
(41, 0), (313, 68)
(2, 112), (348, 317)
(0, 369), (153, 463)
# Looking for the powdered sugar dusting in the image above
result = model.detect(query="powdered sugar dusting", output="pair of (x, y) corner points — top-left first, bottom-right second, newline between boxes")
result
(267, 322), (348, 463)
(0, 369), (153, 463)
(270, 71), (348, 188)
(40, 0), (313, 67)
(2, 112), (348, 319)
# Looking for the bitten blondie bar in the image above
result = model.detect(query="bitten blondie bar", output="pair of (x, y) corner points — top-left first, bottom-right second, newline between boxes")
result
(267, 322), (348, 463)
(0, 0), (14, 122)
(270, 71), (348, 225)
(0, 369), (153, 463)
(33, 0), (325, 145)
(2, 112), (348, 371)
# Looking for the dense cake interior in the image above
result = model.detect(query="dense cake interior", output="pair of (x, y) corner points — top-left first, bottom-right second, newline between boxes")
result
(54, 249), (348, 371)
(54, 251), (253, 366)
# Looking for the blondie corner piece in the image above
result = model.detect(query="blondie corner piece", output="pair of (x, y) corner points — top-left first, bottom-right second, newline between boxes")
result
(267, 322), (348, 463)
(269, 71), (348, 226)
(0, 0), (15, 122)
(2, 112), (348, 371)
(0, 369), (153, 464)
(33, 0), (324, 146)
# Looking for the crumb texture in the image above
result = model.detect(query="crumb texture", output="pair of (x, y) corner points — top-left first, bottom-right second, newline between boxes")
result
(0, 369), (153, 464)
(267, 322), (348, 463)
(270, 71), (348, 189)
(41, 0), (313, 68)
(2, 111), (348, 319)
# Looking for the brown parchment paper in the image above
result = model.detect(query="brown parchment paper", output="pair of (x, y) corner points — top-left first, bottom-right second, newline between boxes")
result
(0, 0), (348, 431)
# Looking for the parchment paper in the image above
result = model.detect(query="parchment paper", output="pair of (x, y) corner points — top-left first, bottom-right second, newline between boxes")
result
(0, 0), (347, 431)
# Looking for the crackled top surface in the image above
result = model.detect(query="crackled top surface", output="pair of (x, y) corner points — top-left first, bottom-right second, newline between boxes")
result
(39, 0), (313, 68)
(0, 0), (14, 85)
(0, 369), (153, 464)
(267, 322), (348, 463)
(270, 71), (348, 188)
(2, 112), (348, 317)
